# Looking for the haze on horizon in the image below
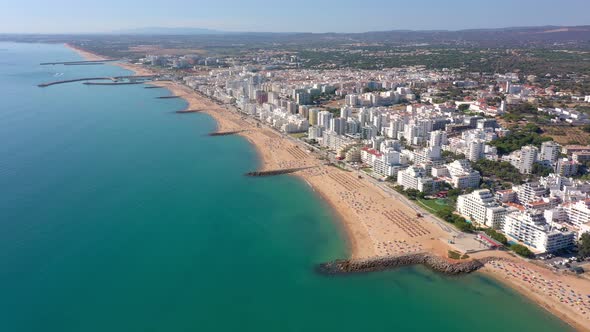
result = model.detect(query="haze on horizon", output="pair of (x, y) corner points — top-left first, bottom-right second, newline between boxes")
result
(0, 0), (589, 34)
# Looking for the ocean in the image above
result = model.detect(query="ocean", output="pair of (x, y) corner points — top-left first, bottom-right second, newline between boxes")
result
(0, 42), (572, 331)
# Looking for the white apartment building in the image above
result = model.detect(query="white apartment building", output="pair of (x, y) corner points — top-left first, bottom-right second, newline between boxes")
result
(397, 166), (435, 193)
(322, 130), (355, 150)
(503, 210), (575, 253)
(445, 159), (481, 189)
(518, 145), (538, 174)
(308, 126), (323, 140)
(429, 130), (447, 147)
(514, 182), (547, 204)
(413, 146), (442, 164)
(467, 139), (485, 162)
(318, 111), (333, 130)
(457, 189), (508, 228)
(556, 158), (579, 177)
(566, 199), (590, 228)
(540, 141), (561, 165)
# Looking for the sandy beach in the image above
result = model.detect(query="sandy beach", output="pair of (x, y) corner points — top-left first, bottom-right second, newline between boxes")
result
(67, 44), (590, 331)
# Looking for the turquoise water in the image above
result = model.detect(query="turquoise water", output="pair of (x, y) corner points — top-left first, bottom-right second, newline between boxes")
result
(0, 42), (573, 331)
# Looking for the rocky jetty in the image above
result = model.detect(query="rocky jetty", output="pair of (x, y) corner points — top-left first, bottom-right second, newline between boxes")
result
(176, 109), (202, 114)
(209, 130), (243, 136)
(156, 95), (182, 99)
(318, 253), (486, 276)
(245, 167), (314, 177)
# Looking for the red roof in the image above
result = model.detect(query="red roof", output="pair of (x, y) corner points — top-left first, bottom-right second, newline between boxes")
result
(506, 202), (526, 211)
(361, 147), (382, 157)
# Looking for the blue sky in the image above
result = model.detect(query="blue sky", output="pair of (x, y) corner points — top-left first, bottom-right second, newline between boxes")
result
(1, 0), (588, 33)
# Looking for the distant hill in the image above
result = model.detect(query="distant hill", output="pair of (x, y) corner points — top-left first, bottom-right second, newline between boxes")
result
(107, 25), (590, 46)
(113, 27), (225, 35)
(351, 25), (590, 44)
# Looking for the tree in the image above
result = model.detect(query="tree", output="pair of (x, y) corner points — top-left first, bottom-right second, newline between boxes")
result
(488, 126), (551, 155)
(578, 233), (590, 259)
(473, 159), (524, 183)
(510, 244), (534, 258)
(484, 228), (508, 245)
(458, 104), (470, 112)
(532, 163), (554, 177)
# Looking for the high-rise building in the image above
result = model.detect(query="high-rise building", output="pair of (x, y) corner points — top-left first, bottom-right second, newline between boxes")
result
(457, 189), (508, 228)
(429, 130), (447, 148)
(358, 108), (369, 125)
(295, 91), (311, 105)
(361, 125), (378, 140)
(519, 146), (538, 174)
(556, 158), (579, 177)
(387, 119), (404, 139)
(340, 107), (352, 119)
(308, 108), (320, 126)
(308, 126), (323, 140)
(515, 182), (547, 204)
(444, 159), (481, 189)
(566, 199), (590, 228)
(318, 111), (333, 130)
(503, 210), (575, 253)
(540, 141), (561, 165)
(330, 117), (347, 135)
(397, 166), (436, 193)
(346, 118), (360, 134)
(467, 139), (485, 162)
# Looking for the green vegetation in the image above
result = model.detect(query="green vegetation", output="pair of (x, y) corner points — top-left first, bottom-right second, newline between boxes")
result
(393, 186), (426, 200)
(289, 132), (307, 139)
(441, 150), (466, 162)
(473, 159), (524, 183)
(483, 228), (508, 245)
(510, 243), (534, 258)
(458, 104), (470, 112)
(489, 124), (552, 155)
(578, 233), (590, 259)
(448, 250), (470, 260)
(448, 250), (461, 259)
(435, 207), (475, 233)
(417, 198), (451, 214)
(532, 163), (554, 177)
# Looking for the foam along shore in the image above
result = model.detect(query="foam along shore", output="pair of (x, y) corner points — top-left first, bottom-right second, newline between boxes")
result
(67, 45), (590, 332)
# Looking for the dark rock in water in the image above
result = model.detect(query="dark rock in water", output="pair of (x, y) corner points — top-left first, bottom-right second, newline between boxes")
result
(318, 253), (485, 276)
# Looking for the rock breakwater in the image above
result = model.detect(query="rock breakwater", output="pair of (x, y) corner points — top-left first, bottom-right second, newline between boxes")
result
(318, 253), (486, 275)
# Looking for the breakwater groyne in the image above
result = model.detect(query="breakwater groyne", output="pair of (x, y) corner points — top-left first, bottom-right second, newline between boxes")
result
(209, 130), (245, 136)
(83, 81), (145, 86)
(245, 167), (315, 177)
(38, 75), (159, 88)
(38, 77), (113, 87)
(156, 95), (182, 99)
(318, 253), (490, 276)
(176, 109), (203, 114)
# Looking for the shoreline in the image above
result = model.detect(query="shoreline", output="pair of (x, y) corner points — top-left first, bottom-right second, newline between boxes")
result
(66, 44), (590, 332)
